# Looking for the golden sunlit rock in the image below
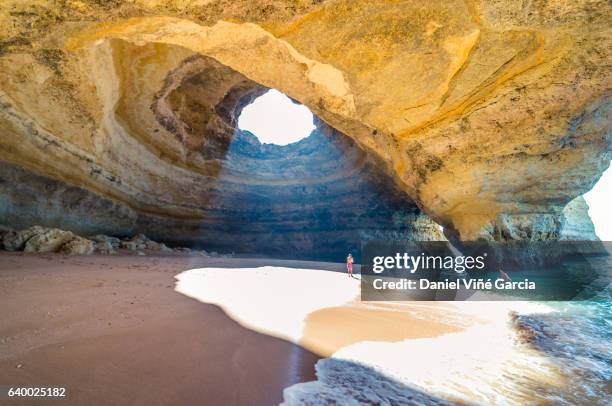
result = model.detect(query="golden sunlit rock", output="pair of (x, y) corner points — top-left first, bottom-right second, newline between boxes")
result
(0, 0), (609, 243)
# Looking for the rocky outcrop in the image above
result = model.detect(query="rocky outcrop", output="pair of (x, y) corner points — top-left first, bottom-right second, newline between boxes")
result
(0, 0), (609, 247)
(0, 225), (189, 255)
(89, 235), (120, 254)
(23, 227), (76, 253)
(60, 236), (95, 255)
(560, 196), (599, 241)
(0, 161), (137, 237)
(0, 119), (443, 259)
(3, 226), (46, 252)
(3, 225), (91, 254)
(120, 234), (172, 252)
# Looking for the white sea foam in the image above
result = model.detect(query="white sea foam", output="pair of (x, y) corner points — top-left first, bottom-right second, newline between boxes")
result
(281, 358), (455, 406)
(283, 301), (562, 405)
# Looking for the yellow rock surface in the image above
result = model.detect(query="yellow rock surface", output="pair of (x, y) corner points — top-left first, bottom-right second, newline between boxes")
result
(0, 0), (610, 240)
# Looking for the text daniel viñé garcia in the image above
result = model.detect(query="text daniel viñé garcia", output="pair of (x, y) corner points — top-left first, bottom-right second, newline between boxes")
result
(370, 253), (536, 291)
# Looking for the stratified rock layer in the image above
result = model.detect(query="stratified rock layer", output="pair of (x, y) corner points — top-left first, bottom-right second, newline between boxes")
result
(0, 0), (610, 244)
(0, 122), (443, 259)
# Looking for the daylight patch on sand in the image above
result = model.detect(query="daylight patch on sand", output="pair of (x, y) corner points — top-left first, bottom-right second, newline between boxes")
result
(175, 267), (563, 405)
(175, 266), (358, 343)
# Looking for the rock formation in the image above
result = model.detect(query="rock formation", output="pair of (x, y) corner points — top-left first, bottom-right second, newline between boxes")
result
(1, 225), (190, 256)
(0, 121), (444, 259)
(0, 0), (610, 251)
(23, 227), (76, 253)
(3, 225), (87, 254)
(60, 236), (95, 255)
(560, 196), (599, 241)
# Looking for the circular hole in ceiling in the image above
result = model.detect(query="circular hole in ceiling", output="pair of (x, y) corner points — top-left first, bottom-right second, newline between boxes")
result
(237, 89), (316, 146)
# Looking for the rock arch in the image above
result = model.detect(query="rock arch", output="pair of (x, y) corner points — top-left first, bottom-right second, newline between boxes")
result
(0, 1), (610, 243)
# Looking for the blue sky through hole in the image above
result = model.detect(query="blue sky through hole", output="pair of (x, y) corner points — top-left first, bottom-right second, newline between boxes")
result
(238, 89), (315, 145)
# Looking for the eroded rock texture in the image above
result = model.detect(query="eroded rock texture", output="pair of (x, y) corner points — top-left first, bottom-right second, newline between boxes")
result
(560, 196), (599, 241)
(0, 0), (610, 247)
(0, 120), (442, 259)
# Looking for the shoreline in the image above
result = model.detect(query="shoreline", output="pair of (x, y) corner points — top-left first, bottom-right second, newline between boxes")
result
(1, 252), (584, 405)
(0, 252), (463, 405)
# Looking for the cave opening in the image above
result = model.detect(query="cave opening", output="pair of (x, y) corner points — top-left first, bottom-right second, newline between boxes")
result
(198, 109), (438, 261)
(0, 51), (444, 262)
(145, 55), (444, 261)
(237, 89), (316, 145)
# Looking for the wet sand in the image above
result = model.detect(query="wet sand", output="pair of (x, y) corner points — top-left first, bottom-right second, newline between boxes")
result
(301, 303), (463, 356)
(0, 252), (326, 406)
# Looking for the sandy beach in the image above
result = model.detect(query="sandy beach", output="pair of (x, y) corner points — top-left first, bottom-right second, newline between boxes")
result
(1, 252), (464, 405)
(0, 253), (328, 405)
(0, 252), (469, 405)
(1, 252), (606, 405)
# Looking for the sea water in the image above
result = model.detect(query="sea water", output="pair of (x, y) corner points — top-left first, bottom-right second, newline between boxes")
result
(282, 256), (612, 405)
(512, 288), (611, 404)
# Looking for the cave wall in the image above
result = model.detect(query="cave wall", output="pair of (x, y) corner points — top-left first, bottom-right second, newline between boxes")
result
(0, 160), (138, 237)
(0, 123), (443, 260)
(0, 0), (610, 244)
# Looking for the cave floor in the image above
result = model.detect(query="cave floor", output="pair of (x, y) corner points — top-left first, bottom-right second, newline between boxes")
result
(0, 252), (345, 406)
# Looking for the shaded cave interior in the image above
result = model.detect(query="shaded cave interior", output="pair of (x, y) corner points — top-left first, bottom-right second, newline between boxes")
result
(1, 52), (442, 261)
(152, 55), (439, 260)
(150, 56), (436, 260)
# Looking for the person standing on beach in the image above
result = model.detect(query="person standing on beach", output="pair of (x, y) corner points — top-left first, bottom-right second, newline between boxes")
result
(346, 253), (354, 278)
(499, 268), (512, 282)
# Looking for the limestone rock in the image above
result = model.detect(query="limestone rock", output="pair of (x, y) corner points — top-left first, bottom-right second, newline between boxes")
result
(119, 233), (171, 252)
(560, 196), (599, 241)
(361, 214), (447, 242)
(90, 234), (121, 254)
(0, 225), (177, 255)
(120, 234), (149, 251)
(3, 225), (46, 251)
(60, 237), (95, 255)
(0, 125), (425, 259)
(160, 244), (173, 252)
(144, 240), (171, 251)
(0, 0), (609, 247)
(89, 235), (121, 249)
(24, 228), (75, 253)
(120, 241), (142, 251)
(94, 241), (116, 255)
(410, 215), (447, 242)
